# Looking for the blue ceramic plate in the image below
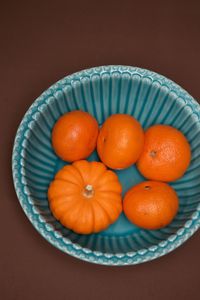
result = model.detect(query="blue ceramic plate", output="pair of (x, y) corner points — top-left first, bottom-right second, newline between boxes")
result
(12, 66), (200, 265)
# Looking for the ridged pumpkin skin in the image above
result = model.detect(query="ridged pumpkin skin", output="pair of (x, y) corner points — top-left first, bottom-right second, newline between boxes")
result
(48, 160), (122, 234)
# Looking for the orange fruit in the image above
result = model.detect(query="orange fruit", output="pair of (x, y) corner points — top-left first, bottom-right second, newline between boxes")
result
(137, 125), (191, 182)
(97, 114), (144, 169)
(52, 110), (98, 162)
(123, 181), (179, 230)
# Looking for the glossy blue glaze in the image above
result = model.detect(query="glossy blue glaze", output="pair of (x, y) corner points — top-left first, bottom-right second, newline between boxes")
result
(12, 66), (200, 265)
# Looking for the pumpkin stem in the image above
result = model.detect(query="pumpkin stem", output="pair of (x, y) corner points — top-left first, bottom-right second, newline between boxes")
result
(83, 184), (94, 198)
(150, 150), (157, 158)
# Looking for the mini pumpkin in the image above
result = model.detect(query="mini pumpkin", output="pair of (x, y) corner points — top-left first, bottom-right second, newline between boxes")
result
(48, 160), (122, 234)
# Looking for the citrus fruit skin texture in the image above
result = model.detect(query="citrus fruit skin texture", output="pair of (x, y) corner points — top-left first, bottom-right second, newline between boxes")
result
(123, 181), (179, 230)
(48, 160), (122, 234)
(137, 125), (191, 182)
(52, 110), (98, 162)
(97, 114), (144, 169)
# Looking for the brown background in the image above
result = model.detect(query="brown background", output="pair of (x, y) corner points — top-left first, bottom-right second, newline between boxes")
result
(1, 1), (200, 299)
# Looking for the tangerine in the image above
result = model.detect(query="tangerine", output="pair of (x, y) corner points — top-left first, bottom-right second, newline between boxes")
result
(137, 125), (191, 182)
(123, 181), (179, 230)
(52, 110), (98, 162)
(97, 114), (144, 169)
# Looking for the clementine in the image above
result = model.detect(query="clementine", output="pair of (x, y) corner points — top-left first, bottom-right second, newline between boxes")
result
(137, 125), (191, 182)
(52, 110), (98, 162)
(97, 114), (144, 169)
(123, 181), (179, 230)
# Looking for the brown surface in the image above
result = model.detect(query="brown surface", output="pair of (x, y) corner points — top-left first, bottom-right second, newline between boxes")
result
(0, 1), (200, 299)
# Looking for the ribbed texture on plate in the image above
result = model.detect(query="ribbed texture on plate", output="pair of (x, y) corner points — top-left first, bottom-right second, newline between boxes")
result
(12, 66), (200, 265)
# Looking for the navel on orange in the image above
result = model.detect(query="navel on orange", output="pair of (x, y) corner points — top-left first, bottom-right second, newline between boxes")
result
(52, 110), (98, 162)
(137, 125), (191, 182)
(123, 181), (179, 230)
(97, 114), (144, 169)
